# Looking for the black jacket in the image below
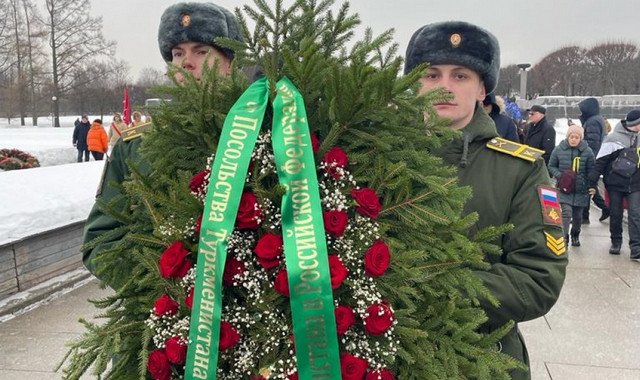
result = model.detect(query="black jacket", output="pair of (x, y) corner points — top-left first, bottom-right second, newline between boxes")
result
(487, 104), (519, 142)
(73, 121), (91, 150)
(578, 98), (606, 156)
(524, 117), (556, 165)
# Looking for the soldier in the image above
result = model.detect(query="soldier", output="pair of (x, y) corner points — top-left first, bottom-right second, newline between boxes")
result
(405, 21), (568, 379)
(82, 2), (242, 289)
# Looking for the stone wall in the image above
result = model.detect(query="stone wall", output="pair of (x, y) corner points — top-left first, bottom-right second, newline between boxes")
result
(517, 95), (640, 121)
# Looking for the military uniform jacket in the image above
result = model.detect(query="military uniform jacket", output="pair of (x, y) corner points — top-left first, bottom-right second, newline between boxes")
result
(82, 134), (149, 290)
(438, 105), (568, 377)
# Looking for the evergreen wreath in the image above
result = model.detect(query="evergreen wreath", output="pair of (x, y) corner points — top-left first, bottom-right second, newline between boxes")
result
(0, 148), (40, 171)
(60, 1), (522, 379)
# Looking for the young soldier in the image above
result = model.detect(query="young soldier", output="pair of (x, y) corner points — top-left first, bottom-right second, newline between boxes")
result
(405, 21), (567, 379)
(82, 2), (242, 289)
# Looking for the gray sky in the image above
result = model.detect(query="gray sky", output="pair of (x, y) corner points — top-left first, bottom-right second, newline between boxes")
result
(92, 0), (639, 80)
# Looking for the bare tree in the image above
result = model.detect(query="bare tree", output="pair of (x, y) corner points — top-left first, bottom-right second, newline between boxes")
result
(136, 67), (167, 88)
(585, 42), (638, 95)
(67, 59), (129, 118)
(495, 64), (520, 97)
(529, 45), (587, 96)
(22, 0), (49, 126)
(44, 0), (115, 127)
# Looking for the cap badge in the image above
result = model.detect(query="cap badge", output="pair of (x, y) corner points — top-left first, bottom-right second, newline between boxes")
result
(181, 14), (191, 27)
(450, 33), (462, 48)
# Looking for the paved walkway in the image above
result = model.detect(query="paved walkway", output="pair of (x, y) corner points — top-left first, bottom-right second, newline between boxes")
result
(0, 214), (638, 379)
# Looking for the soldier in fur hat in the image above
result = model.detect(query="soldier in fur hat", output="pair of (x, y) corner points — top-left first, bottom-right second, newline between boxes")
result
(82, 2), (243, 289)
(405, 21), (567, 379)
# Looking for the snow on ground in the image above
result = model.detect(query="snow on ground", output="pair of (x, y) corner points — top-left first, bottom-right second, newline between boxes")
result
(0, 116), (616, 245)
(0, 116), (108, 244)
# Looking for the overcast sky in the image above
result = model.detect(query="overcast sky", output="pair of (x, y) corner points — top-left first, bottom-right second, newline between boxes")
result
(92, 0), (638, 80)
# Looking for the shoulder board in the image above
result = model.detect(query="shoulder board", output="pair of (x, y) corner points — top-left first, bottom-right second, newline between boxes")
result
(486, 137), (544, 162)
(122, 122), (153, 142)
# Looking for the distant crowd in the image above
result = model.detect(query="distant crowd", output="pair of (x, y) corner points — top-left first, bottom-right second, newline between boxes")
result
(487, 93), (640, 261)
(71, 111), (151, 162)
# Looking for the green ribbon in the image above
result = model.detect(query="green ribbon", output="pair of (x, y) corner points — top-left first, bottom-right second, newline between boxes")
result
(184, 77), (340, 380)
(272, 77), (341, 379)
(185, 77), (269, 380)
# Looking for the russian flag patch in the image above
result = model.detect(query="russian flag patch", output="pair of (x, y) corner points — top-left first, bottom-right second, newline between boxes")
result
(538, 186), (562, 226)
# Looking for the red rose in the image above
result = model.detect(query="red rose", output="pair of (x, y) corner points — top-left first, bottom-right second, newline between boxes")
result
(366, 369), (395, 380)
(311, 132), (320, 153)
(165, 336), (187, 364)
(194, 215), (203, 240)
(236, 192), (263, 229)
(351, 188), (382, 219)
(189, 170), (210, 195)
(223, 256), (247, 286)
(219, 321), (241, 351)
(274, 269), (290, 297)
(335, 305), (356, 335)
(185, 287), (194, 310)
(364, 302), (395, 336)
(340, 352), (369, 380)
(254, 233), (283, 269)
(154, 293), (180, 316)
(147, 349), (171, 380)
(329, 255), (348, 289)
(159, 241), (192, 279)
(364, 240), (390, 277)
(287, 373), (299, 380)
(323, 210), (348, 237)
(323, 147), (349, 179)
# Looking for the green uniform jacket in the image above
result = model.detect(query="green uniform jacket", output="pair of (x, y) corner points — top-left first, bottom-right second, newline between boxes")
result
(82, 136), (148, 290)
(439, 105), (568, 379)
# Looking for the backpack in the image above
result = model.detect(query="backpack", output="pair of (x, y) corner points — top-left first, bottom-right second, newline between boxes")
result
(610, 135), (640, 178)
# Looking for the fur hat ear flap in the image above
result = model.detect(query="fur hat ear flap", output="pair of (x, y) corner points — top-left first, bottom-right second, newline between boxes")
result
(158, 2), (243, 62)
(404, 21), (500, 94)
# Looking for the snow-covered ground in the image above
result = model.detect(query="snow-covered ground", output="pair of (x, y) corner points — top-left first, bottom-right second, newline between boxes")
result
(0, 116), (108, 244)
(0, 116), (614, 245)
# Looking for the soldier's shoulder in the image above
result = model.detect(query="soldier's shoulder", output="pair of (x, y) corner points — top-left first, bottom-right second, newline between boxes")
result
(121, 122), (154, 142)
(485, 137), (545, 163)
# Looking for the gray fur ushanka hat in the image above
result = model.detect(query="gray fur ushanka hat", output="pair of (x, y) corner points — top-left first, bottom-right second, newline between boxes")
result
(158, 2), (242, 62)
(404, 21), (500, 93)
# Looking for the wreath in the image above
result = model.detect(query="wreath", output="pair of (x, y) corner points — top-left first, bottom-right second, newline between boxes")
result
(60, 1), (519, 379)
(0, 148), (40, 171)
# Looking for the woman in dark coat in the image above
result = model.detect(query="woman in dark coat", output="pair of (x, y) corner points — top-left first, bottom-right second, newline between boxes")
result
(548, 124), (595, 246)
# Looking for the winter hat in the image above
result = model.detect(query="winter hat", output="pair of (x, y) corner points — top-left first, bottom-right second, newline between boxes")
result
(529, 105), (546, 115)
(158, 2), (242, 62)
(404, 21), (500, 93)
(622, 110), (640, 128)
(566, 124), (584, 140)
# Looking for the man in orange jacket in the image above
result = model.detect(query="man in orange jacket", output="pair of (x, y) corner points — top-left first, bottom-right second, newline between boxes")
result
(87, 119), (108, 161)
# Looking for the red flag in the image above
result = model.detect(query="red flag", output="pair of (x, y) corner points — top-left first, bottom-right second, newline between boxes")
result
(122, 86), (131, 125)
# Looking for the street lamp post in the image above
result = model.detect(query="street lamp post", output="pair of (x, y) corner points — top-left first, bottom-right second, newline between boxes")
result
(52, 96), (60, 128)
(517, 63), (531, 100)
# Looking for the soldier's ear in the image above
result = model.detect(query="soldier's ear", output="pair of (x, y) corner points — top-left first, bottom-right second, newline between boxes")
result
(476, 80), (486, 102)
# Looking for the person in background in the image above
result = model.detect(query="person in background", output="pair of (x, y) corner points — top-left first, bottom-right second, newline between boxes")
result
(87, 119), (108, 161)
(579, 97), (609, 223)
(404, 20), (567, 379)
(548, 123), (595, 247)
(482, 93), (519, 142)
(588, 110), (640, 261)
(108, 112), (126, 150)
(72, 114), (91, 162)
(129, 111), (143, 128)
(82, 1), (243, 289)
(524, 105), (555, 165)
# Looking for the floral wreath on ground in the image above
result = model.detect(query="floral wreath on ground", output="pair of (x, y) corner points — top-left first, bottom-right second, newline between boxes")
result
(0, 148), (40, 171)
(145, 131), (396, 380)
